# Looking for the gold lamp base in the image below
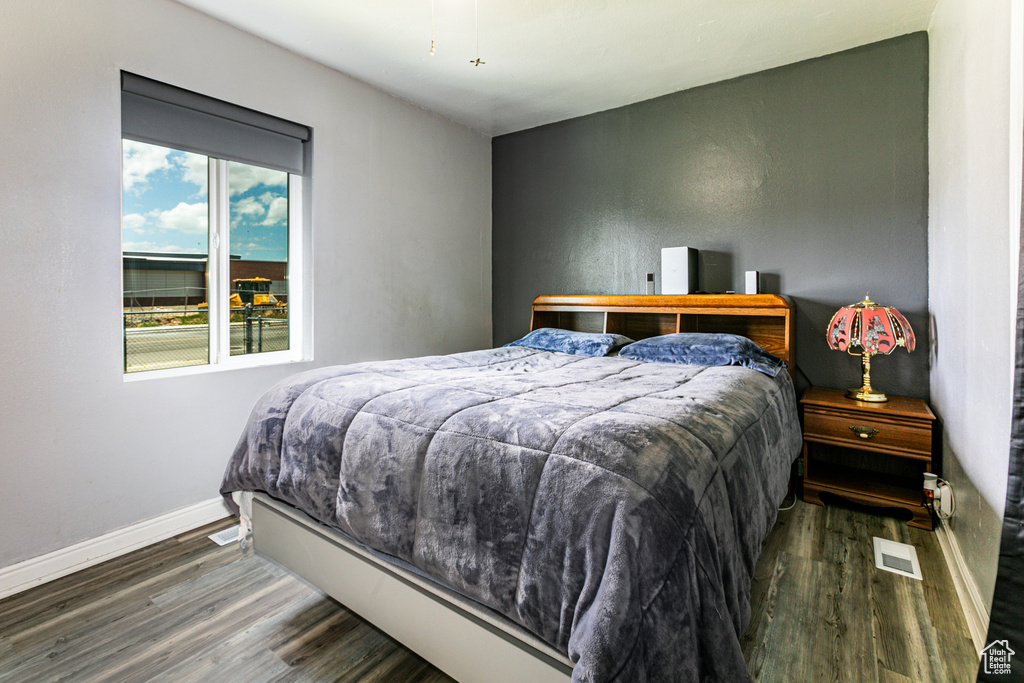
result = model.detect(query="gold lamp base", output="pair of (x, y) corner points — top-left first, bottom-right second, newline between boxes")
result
(846, 387), (888, 402)
(845, 351), (888, 402)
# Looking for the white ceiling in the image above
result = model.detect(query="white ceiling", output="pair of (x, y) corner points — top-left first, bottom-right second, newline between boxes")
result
(174, 0), (937, 137)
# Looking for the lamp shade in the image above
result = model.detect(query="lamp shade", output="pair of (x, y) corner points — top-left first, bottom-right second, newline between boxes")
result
(827, 296), (915, 355)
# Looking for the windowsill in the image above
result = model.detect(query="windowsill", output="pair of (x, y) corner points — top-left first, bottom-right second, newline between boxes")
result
(122, 351), (311, 382)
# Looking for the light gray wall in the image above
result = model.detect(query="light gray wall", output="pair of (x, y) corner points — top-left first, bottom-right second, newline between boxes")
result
(928, 0), (1016, 613)
(492, 34), (930, 400)
(0, 0), (491, 568)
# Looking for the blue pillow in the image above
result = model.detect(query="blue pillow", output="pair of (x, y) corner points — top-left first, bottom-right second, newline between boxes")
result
(618, 333), (787, 377)
(505, 328), (634, 357)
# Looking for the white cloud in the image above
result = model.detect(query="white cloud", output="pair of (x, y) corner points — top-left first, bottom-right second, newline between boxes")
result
(122, 201), (209, 249)
(262, 197), (288, 226)
(232, 197), (265, 227)
(231, 196), (265, 229)
(154, 202), (208, 235)
(179, 152), (208, 192)
(122, 213), (147, 231)
(230, 163), (287, 196)
(122, 141), (208, 196)
(122, 140), (172, 193)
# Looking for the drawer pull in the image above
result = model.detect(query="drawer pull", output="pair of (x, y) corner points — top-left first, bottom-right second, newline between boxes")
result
(850, 426), (879, 439)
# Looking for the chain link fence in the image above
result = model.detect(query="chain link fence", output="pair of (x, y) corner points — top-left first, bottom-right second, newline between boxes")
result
(124, 304), (288, 373)
(232, 305), (289, 357)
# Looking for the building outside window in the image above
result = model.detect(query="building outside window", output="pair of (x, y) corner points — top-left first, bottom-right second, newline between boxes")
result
(120, 73), (309, 375)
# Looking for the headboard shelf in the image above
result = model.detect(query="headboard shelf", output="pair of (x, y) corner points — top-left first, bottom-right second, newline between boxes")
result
(531, 294), (795, 379)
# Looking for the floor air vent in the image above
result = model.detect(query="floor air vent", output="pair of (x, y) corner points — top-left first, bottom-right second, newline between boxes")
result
(872, 537), (922, 580)
(209, 525), (241, 546)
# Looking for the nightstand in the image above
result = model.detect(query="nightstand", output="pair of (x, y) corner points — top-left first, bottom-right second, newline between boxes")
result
(800, 387), (936, 530)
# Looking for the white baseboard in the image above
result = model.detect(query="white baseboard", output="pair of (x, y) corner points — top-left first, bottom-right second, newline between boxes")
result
(933, 518), (990, 654)
(0, 497), (232, 601)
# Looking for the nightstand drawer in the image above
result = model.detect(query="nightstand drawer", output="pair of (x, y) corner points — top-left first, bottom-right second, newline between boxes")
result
(803, 410), (931, 458)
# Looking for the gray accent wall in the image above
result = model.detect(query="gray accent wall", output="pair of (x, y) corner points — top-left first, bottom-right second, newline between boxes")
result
(493, 33), (929, 399)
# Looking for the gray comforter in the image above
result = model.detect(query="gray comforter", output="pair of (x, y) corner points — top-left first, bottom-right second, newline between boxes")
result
(221, 347), (801, 682)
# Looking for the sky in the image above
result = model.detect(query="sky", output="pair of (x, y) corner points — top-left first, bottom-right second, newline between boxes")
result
(121, 140), (288, 262)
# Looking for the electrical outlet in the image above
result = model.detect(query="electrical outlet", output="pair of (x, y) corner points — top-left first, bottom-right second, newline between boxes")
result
(936, 482), (954, 517)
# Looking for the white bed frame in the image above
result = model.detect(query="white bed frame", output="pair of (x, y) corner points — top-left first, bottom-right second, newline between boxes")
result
(250, 294), (796, 681)
(253, 494), (573, 682)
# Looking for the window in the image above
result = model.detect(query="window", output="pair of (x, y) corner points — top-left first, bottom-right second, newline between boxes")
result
(120, 73), (310, 376)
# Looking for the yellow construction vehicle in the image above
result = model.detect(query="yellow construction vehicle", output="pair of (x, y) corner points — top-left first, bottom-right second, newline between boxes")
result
(198, 278), (286, 309)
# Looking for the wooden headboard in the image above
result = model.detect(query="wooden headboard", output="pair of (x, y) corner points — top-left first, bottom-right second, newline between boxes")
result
(531, 294), (796, 380)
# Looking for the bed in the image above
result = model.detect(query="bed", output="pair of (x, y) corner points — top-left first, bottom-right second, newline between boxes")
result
(221, 294), (801, 682)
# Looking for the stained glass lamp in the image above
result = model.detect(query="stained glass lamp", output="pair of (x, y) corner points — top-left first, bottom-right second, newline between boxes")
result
(826, 295), (916, 402)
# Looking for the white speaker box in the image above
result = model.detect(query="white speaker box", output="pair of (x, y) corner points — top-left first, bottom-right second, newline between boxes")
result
(661, 247), (699, 294)
(745, 270), (759, 295)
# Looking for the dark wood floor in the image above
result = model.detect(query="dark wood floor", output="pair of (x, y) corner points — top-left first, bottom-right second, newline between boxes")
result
(742, 497), (978, 682)
(0, 499), (978, 682)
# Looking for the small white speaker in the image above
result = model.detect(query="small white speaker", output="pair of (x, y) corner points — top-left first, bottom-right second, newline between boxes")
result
(646, 273), (655, 295)
(661, 247), (699, 294)
(745, 270), (759, 295)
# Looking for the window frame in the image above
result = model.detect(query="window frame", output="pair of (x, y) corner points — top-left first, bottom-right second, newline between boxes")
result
(120, 72), (312, 380)
(121, 150), (309, 382)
